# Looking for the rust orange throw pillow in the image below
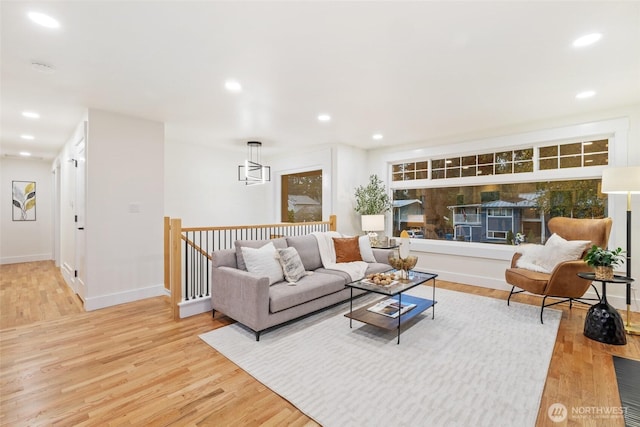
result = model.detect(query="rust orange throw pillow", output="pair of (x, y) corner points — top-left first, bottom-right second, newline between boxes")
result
(333, 236), (363, 263)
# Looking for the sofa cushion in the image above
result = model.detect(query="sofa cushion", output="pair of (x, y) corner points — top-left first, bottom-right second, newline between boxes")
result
(212, 248), (237, 268)
(333, 236), (363, 263)
(286, 234), (323, 270)
(359, 235), (377, 263)
(317, 262), (390, 282)
(269, 272), (347, 313)
(235, 237), (287, 271)
(365, 262), (392, 275)
(276, 247), (306, 283)
(241, 242), (284, 285)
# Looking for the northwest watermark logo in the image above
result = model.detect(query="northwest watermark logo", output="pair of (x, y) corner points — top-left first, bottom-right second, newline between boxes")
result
(548, 403), (627, 422)
(548, 403), (568, 423)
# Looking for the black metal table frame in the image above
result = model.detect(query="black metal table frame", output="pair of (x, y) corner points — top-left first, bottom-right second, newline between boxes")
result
(578, 272), (635, 346)
(346, 271), (437, 344)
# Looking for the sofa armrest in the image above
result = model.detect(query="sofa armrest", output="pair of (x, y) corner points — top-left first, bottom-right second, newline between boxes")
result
(372, 248), (394, 264)
(211, 266), (270, 332)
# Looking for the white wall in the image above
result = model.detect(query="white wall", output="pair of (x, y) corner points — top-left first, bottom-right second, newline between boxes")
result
(82, 109), (165, 310)
(0, 157), (53, 264)
(366, 108), (640, 311)
(164, 141), (268, 227)
(164, 142), (368, 236)
(333, 144), (368, 234)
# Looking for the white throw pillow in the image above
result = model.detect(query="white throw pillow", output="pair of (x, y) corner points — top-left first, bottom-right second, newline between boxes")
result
(241, 242), (284, 285)
(515, 244), (550, 273)
(276, 247), (306, 284)
(358, 235), (377, 263)
(539, 233), (591, 273)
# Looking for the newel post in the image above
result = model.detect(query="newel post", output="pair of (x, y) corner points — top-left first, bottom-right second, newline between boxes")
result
(170, 218), (182, 320)
(329, 214), (337, 231)
(163, 217), (170, 291)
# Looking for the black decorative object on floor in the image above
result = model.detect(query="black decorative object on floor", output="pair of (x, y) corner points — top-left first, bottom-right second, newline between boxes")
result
(579, 273), (633, 346)
(584, 301), (627, 345)
(613, 356), (640, 427)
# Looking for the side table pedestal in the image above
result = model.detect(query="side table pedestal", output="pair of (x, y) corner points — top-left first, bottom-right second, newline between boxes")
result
(578, 272), (633, 346)
(583, 302), (627, 345)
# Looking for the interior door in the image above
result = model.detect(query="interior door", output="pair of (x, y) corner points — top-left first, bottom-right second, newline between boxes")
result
(74, 137), (87, 300)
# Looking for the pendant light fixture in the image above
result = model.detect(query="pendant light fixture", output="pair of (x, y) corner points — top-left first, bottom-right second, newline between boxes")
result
(238, 141), (271, 185)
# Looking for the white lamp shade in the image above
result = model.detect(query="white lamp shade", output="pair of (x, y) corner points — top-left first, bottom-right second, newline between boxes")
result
(361, 214), (385, 232)
(601, 166), (640, 194)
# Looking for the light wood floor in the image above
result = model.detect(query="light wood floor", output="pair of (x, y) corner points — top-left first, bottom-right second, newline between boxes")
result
(1, 261), (639, 426)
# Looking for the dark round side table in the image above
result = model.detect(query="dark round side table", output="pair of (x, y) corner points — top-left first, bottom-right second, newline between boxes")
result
(578, 272), (634, 346)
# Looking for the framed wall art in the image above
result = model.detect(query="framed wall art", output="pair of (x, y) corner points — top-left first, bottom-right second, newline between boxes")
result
(12, 180), (36, 221)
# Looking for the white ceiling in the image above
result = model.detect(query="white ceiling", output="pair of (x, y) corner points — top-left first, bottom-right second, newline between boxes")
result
(1, 1), (639, 160)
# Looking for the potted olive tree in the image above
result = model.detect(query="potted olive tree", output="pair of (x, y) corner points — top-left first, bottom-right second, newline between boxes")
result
(583, 245), (625, 280)
(355, 174), (392, 243)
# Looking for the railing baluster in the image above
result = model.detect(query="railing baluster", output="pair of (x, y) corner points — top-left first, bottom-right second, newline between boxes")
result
(184, 232), (189, 301)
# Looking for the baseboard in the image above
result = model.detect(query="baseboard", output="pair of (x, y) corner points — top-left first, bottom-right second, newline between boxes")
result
(84, 284), (167, 311)
(0, 253), (52, 265)
(179, 296), (212, 318)
(416, 267), (512, 292)
(60, 262), (77, 293)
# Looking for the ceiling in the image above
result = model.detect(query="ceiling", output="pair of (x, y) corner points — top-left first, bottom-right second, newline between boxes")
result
(2, 1), (639, 160)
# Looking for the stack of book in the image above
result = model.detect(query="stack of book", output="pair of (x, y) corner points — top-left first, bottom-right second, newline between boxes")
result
(367, 298), (416, 318)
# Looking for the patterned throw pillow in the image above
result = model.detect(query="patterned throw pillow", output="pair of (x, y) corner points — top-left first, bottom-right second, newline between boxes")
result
(276, 247), (306, 284)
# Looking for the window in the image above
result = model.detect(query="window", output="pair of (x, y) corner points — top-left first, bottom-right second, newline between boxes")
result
(392, 179), (604, 244)
(392, 139), (607, 182)
(392, 161), (428, 181)
(433, 148), (534, 179)
(539, 139), (608, 170)
(281, 170), (322, 222)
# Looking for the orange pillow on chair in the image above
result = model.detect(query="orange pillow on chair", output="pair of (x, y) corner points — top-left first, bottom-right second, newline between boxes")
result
(333, 236), (363, 263)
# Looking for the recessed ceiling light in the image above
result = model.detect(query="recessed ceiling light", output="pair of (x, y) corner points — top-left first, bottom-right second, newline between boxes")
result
(28, 12), (60, 29)
(372, 134), (383, 140)
(19, 152), (32, 157)
(224, 80), (242, 92)
(22, 111), (40, 119)
(317, 114), (331, 122)
(576, 90), (596, 99)
(21, 134), (35, 140)
(573, 33), (602, 48)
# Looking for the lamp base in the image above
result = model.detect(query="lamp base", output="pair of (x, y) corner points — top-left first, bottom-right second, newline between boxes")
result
(625, 306), (640, 336)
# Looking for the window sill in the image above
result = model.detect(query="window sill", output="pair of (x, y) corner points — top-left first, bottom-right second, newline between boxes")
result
(408, 238), (516, 262)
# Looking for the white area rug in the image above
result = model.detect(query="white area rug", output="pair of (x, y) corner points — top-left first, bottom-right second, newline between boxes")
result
(200, 287), (561, 427)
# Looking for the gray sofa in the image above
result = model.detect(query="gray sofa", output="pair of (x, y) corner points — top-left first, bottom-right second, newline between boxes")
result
(211, 234), (393, 340)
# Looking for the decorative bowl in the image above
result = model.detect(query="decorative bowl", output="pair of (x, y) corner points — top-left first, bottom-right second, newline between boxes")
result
(387, 254), (418, 279)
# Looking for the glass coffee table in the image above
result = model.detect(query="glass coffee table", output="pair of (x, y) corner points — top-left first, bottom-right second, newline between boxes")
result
(345, 271), (437, 344)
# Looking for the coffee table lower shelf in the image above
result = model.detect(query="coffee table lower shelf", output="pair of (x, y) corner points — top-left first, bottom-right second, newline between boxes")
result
(344, 294), (436, 331)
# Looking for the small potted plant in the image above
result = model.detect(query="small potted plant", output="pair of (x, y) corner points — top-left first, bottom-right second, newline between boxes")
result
(583, 245), (625, 280)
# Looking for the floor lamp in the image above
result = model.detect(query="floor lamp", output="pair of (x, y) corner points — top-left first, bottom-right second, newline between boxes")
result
(602, 166), (640, 335)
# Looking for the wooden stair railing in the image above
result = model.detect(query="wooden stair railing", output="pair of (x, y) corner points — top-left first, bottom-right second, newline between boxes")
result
(164, 215), (337, 320)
